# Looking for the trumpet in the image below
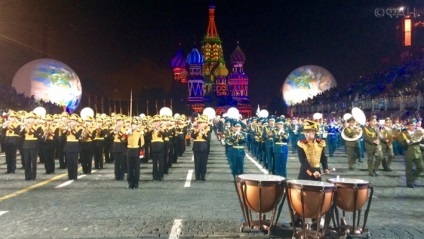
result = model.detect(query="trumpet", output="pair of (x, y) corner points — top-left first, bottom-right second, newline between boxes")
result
(44, 124), (53, 141)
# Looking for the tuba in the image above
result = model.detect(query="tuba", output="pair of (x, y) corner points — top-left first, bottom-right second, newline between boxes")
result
(341, 107), (366, 141)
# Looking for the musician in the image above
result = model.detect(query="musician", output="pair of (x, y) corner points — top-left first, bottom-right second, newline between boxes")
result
(253, 118), (263, 161)
(63, 114), (83, 180)
(400, 119), (423, 188)
(223, 118), (234, 165)
(228, 119), (246, 178)
(297, 120), (330, 181)
(1, 111), (21, 174)
(103, 117), (114, 164)
(93, 118), (107, 169)
(124, 118), (145, 189)
(142, 116), (152, 161)
(262, 116), (276, 172)
(392, 117), (404, 156)
(20, 112), (43, 180)
(41, 114), (57, 174)
(150, 115), (165, 181)
(55, 112), (69, 169)
(344, 117), (361, 170)
(363, 116), (383, 176)
(174, 116), (185, 159)
(79, 116), (95, 174)
(110, 115), (127, 180)
(162, 115), (173, 174)
(260, 119), (268, 168)
(191, 115), (210, 181)
(380, 117), (395, 171)
(272, 118), (289, 177)
(289, 117), (301, 154)
(326, 118), (339, 157)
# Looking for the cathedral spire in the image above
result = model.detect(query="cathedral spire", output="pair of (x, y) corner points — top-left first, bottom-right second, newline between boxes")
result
(205, 5), (219, 40)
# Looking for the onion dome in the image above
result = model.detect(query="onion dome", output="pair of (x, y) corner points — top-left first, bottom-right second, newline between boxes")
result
(186, 47), (204, 65)
(213, 61), (229, 77)
(170, 48), (186, 69)
(230, 43), (246, 64)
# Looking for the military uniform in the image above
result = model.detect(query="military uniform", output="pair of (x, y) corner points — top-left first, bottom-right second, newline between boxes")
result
(93, 119), (107, 169)
(111, 115), (127, 180)
(1, 111), (21, 174)
(223, 119), (233, 164)
(20, 112), (43, 180)
(79, 117), (95, 174)
(272, 118), (289, 177)
(150, 115), (165, 181)
(41, 115), (57, 174)
(380, 118), (395, 171)
(262, 116), (276, 171)
(228, 120), (246, 178)
(344, 117), (361, 170)
(297, 120), (329, 181)
(326, 120), (339, 157)
(191, 116), (210, 181)
(125, 118), (144, 189)
(63, 114), (83, 180)
(362, 116), (383, 176)
(400, 120), (423, 188)
(289, 119), (301, 154)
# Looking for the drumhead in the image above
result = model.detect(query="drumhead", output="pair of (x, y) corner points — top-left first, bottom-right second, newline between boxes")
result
(327, 178), (369, 185)
(237, 174), (286, 182)
(288, 179), (334, 188)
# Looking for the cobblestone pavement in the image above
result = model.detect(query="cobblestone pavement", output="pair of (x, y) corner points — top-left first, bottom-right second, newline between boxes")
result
(0, 137), (423, 239)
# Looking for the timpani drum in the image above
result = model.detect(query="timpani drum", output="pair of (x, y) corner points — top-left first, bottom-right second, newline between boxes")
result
(327, 178), (373, 236)
(287, 180), (335, 218)
(237, 174), (286, 213)
(235, 174), (286, 234)
(327, 178), (369, 212)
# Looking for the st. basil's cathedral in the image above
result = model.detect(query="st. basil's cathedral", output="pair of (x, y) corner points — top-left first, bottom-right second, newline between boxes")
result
(170, 4), (251, 118)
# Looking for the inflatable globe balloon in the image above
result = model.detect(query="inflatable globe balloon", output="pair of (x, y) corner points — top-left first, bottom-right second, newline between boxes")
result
(11, 58), (82, 112)
(282, 65), (337, 106)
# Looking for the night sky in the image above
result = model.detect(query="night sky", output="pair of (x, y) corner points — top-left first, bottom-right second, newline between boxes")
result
(0, 0), (423, 110)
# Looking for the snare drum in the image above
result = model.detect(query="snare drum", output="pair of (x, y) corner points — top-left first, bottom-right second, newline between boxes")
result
(236, 174), (286, 213)
(327, 178), (369, 212)
(287, 179), (335, 218)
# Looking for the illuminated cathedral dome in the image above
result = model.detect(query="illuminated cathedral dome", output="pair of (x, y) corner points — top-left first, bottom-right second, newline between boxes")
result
(186, 47), (204, 65)
(213, 61), (229, 77)
(230, 43), (246, 64)
(171, 47), (186, 81)
(170, 48), (186, 69)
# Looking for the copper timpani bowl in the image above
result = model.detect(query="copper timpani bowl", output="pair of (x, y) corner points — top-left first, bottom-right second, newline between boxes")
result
(237, 174), (286, 213)
(327, 178), (369, 212)
(287, 180), (335, 218)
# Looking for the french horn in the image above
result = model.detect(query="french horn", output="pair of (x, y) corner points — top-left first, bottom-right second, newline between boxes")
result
(341, 107), (366, 141)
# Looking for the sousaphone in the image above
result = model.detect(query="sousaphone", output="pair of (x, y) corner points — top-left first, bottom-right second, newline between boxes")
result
(341, 107), (365, 141)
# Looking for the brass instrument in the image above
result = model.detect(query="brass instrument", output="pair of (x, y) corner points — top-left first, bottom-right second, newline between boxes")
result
(43, 122), (54, 141)
(341, 107), (365, 141)
(404, 128), (424, 145)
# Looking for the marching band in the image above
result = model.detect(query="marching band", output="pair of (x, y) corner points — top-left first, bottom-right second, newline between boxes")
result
(0, 107), (423, 189)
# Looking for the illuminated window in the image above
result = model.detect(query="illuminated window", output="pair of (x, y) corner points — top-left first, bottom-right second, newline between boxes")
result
(404, 18), (412, 46)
